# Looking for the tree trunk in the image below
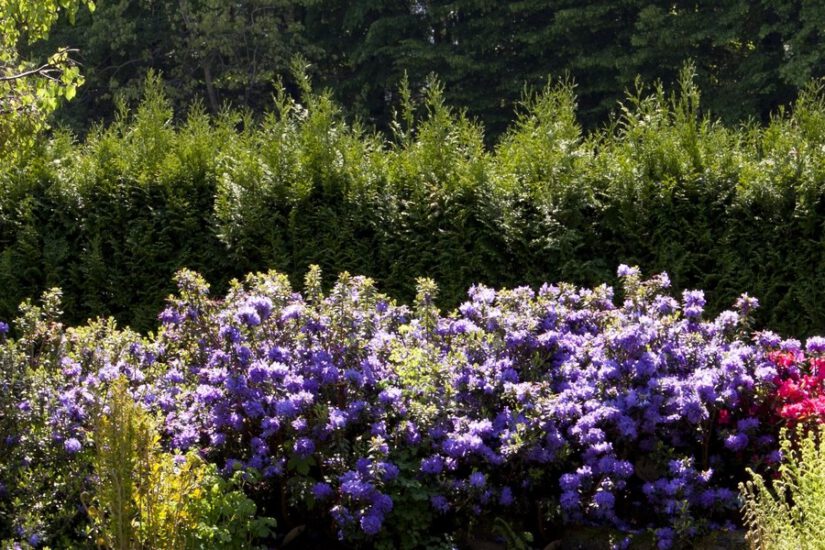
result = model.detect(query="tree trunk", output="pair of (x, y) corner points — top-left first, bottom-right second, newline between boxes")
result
(203, 59), (219, 113)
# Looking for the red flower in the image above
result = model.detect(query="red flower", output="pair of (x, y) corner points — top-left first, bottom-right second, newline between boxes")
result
(717, 409), (731, 425)
(769, 351), (797, 370)
(780, 400), (814, 420)
(777, 379), (806, 402)
(768, 350), (825, 425)
(813, 396), (825, 416)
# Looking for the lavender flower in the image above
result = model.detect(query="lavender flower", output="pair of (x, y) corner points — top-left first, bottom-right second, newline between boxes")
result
(64, 438), (82, 454)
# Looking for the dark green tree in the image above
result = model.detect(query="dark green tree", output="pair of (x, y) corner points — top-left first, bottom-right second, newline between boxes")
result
(302, 0), (427, 131)
(33, 0), (317, 129)
(29, 0), (825, 139)
(626, 1), (795, 123)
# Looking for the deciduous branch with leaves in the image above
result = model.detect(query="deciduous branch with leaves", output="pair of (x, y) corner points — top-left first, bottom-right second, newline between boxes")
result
(0, 0), (94, 158)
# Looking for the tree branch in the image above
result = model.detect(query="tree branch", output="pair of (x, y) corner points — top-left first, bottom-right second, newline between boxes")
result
(0, 62), (55, 82)
(0, 48), (80, 82)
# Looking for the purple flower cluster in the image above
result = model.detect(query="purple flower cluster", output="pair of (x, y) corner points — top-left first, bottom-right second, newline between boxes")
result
(4, 266), (795, 547)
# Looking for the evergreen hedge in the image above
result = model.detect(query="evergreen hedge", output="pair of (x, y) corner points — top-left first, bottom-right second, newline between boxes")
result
(4, 70), (825, 336)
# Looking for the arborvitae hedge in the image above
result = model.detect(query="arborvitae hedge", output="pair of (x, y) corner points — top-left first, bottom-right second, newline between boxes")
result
(4, 69), (825, 336)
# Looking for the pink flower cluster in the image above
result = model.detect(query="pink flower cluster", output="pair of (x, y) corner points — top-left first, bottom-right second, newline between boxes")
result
(768, 340), (825, 423)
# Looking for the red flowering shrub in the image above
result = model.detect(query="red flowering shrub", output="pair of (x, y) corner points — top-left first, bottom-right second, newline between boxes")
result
(767, 343), (825, 424)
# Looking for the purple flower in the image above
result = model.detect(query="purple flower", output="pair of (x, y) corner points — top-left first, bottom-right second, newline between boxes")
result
(460, 302), (479, 318)
(159, 308), (181, 325)
(235, 306), (261, 327)
(715, 310), (739, 330)
(655, 527), (675, 550)
(293, 437), (315, 458)
(469, 471), (486, 488)
(593, 490), (615, 509)
(61, 358), (82, 377)
(451, 319), (479, 334)
(756, 331), (781, 347)
(781, 339), (801, 352)
(380, 461), (399, 481)
(360, 513), (383, 535)
(330, 504), (352, 527)
(683, 290), (706, 308)
(430, 495), (450, 513)
(378, 387), (402, 405)
(164, 368), (184, 383)
(275, 399), (299, 418)
(807, 336), (825, 354)
(653, 296), (678, 315)
(327, 408), (348, 431)
(560, 473), (580, 491)
(766, 450), (783, 463)
(218, 325), (242, 342)
(442, 433), (484, 457)
(195, 384), (222, 404)
(421, 455), (444, 475)
(248, 296), (273, 319)
(372, 493), (394, 514)
(468, 284), (496, 304)
(723, 433), (749, 452)
(313, 482), (334, 500)
(64, 437), (82, 454)
(560, 490), (580, 511)
(280, 303), (304, 322)
(681, 289), (706, 319)
(340, 471), (373, 499)
(241, 400), (264, 418)
(617, 264), (640, 277)
(735, 293), (759, 315)
(292, 417), (308, 431)
(737, 418), (760, 432)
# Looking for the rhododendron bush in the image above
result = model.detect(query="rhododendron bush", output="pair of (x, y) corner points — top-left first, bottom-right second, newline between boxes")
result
(0, 266), (820, 548)
(767, 344), (825, 424)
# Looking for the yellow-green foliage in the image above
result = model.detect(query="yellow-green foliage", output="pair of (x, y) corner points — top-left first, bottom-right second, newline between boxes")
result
(90, 377), (178, 548)
(89, 378), (274, 549)
(740, 425), (825, 550)
(0, 0), (95, 159)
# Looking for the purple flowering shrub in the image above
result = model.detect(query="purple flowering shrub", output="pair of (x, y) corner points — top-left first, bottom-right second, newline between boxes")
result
(0, 264), (809, 548)
(145, 266), (783, 546)
(387, 267), (779, 546)
(151, 268), (430, 544)
(0, 290), (150, 546)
